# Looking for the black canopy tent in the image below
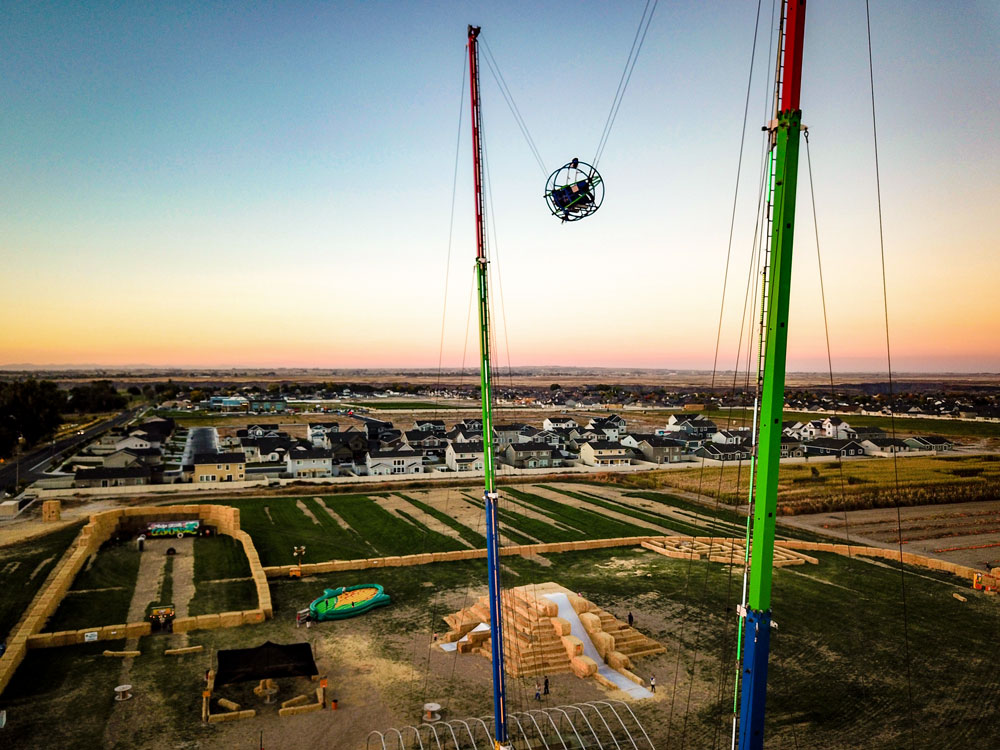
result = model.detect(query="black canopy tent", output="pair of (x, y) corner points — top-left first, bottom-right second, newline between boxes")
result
(215, 641), (318, 685)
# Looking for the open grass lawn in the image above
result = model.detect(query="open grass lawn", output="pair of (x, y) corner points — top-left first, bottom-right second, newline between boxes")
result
(46, 541), (141, 631)
(396, 492), (487, 548)
(192, 535), (251, 581)
(0, 523), (81, 642)
(323, 495), (466, 557)
(188, 535), (257, 616)
(189, 578), (258, 616)
(0, 640), (126, 748)
(223, 494), (468, 566)
(603, 454), (1000, 515)
(502, 487), (654, 538)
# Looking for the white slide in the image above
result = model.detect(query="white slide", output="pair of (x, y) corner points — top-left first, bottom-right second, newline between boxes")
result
(543, 593), (653, 699)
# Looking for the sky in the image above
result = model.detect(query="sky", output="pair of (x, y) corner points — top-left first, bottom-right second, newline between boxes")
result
(1, 1), (998, 373)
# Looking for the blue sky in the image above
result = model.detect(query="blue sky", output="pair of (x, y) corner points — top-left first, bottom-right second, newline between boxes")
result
(1, 1), (998, 371)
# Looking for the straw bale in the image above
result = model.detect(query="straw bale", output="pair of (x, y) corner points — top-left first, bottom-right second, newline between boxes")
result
(561, 636), (583, 659)
(570, 655), (597, 678)
(578, 612), (602, 633)
(208, 709), (256, 723)
(590, 631), (614, 660)
(550, 617), (571, 636)
(279, 702), (322, 717)
(195, 614), (222, 630)
(218, 611), (243, 628)
(606, 650), (632, 671)
(217, 698), (241, 711)
(171, 617), (196, 634)
(242, 610), (266, 624)
(165, 645), (204, 655)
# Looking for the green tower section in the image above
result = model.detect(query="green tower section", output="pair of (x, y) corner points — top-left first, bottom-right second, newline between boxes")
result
(747, 108), (802, 611)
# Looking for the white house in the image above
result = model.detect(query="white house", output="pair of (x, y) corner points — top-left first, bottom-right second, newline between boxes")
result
(580, 441), (631, 467)
(286, 448), (334, 478)
(543, 416), (578, 431)
(366, 448), (423, 475)
(446, 442), (484, 472)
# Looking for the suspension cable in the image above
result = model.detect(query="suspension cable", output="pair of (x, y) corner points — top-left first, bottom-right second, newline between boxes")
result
(865, 2), (916, 746)
(481, 40), (548, 177)
(592, 0), (660, 166)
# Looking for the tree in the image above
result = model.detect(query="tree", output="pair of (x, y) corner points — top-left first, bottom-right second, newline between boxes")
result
(0, 379), (67, 458)
(550, 384), (562, 391)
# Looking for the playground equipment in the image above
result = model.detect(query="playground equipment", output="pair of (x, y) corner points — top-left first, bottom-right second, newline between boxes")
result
(309, 584), (391, 621)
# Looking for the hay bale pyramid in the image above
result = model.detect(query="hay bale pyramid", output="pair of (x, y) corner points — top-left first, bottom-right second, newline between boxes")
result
(441, 582), (664, 686)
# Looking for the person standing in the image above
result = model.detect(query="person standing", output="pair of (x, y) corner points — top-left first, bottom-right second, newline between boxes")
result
(649, 675), (656, 693)
(627, 611), (634, 627)
(534, 682), (542, 701)
(543, 676), (549, 695)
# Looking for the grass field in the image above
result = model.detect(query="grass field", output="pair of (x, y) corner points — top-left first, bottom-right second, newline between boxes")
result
(599, 454), (1000, 515)
(0, 524), (81, 642)
(188, 535), (257, 616)
(4, 542), (997, 749)
(46, 542), (141, 632)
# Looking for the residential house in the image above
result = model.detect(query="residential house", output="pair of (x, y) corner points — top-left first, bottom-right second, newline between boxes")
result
(543, 416), (578, 431)
(711, 430), (745, 445)
(860, 438), (912, 456)
(580, 441), (631, 467)
(115, 435), (156, 452)
(414, 419), (446, 433)
(446, 427), (477, 443)
(494, 424), (529, 447)
(638, 437), (684, 464)
(285, 448), (334, 478)
(446, 442), (485, 472)
(104, 447), (162, 469)
(663, 414), (717, 436)
(366, 448), (423, 475)
(74, 466), (151, 488)
(780, 436), (805, 459)
(822, 417), (857, 440)
(503, 442), (561, 469)
(696, 443), (750, 461)
(192, 452), (246, 482)
(308, 422), (340, 447)
(802, 439), (865, 458)
(903, 436), (954, 452)
(587, 416), (627, 440)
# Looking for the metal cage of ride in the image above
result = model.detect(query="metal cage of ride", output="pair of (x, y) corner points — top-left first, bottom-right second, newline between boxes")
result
(543, 160), (604, 222)
(366, 700), (654, 750)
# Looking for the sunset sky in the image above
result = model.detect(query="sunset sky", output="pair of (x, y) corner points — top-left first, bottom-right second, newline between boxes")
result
(2, 1), (998, 372)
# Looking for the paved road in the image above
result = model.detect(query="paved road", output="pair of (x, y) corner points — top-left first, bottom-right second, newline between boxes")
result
(0, 407), (142, 493)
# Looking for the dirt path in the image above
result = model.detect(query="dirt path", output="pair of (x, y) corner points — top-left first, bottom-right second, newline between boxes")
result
(169, 537), (196, 649)
(103, 542), (169, 747)
(317, 500), (355, 532)
(379, 494), (473, 548)
(562, 483), (742, 535)
(103, 538), (196, 746)
(523, 485), (670, 534)
(297, 498), (322, 525)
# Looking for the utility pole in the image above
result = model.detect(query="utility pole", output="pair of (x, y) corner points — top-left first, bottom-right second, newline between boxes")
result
(467, 23), (512, 750)
(737, 2), (807, 749)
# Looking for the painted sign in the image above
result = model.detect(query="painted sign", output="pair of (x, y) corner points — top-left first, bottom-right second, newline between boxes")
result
(84, 631), (98, 642)
(147, 520), (200, 537)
